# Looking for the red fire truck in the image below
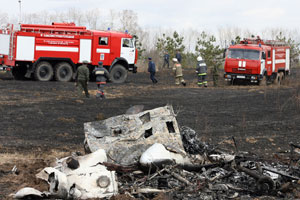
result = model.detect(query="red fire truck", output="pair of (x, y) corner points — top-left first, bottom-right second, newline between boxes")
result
(0, 22), (138, 83)
(224, 37), (290, 85)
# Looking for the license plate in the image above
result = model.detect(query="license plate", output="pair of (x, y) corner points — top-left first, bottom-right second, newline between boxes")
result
(237, 75), (245, 79)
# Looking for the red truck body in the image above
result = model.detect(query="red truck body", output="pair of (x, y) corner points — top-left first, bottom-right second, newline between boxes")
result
(224, 37), (290, 85)
(0, 23), (138, 83)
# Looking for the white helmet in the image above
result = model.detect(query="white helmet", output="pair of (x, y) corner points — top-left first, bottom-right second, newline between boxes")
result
(197, 56), (203, 61)
(172, 58), (178, 62)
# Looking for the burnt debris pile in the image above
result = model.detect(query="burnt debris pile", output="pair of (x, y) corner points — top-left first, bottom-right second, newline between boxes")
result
(12, 105), (300, 199)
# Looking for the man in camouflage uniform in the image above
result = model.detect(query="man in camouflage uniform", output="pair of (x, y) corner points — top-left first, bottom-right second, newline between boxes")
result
(172, 58), (186, 86)
(76, 60), (90, 98)
(93, 61), (110, 99)
(196, 56), (207, 87)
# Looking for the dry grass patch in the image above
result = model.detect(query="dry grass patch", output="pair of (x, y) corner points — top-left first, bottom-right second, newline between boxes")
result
(57, 117), (76, 123)
(246, 137), (258, 144)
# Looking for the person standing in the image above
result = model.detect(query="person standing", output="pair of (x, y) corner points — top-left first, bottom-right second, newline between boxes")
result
(175, 50), (182, 63)
(172, 58), (186, 86)
(76, 60), (90, 98)
(162, 51), (170, 68)
(148, 57), (158, 84)
(93, 61), (110, 99)
(196, 56), (208, 87)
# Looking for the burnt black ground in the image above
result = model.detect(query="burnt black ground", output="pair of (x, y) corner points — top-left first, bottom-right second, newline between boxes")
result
(0, 67), (300, 198)
(1, 68), (299, 155)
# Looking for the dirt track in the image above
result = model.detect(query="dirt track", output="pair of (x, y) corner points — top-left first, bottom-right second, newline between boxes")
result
(0, 68), (300, 198)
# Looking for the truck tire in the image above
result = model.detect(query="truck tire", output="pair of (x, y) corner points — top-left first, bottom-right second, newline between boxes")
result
(110, 64), (127, 83)
(55, 62), (73, 82)
(34, 62), (53, 81)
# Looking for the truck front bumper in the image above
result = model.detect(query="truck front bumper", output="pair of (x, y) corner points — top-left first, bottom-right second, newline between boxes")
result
(0, 65), (12, 71)
(224, 73), (263, 83)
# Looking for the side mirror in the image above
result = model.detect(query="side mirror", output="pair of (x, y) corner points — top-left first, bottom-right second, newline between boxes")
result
(223, 48), (227, 58)
(262, 52), (266, 60)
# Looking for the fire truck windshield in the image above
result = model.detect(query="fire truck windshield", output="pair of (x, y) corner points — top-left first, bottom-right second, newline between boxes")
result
(228, 49), (260, 60)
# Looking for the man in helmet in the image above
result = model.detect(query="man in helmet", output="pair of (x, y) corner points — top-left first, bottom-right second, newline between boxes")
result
(93, 61), (110, 99)
(172, 58), (186, 86)
(76, 60), (90, 98)
(196, 56), (207, 87)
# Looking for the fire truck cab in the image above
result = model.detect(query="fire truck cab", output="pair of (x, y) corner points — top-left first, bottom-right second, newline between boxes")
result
(224, 37), (290, 85)
(0, 23), (138, 83)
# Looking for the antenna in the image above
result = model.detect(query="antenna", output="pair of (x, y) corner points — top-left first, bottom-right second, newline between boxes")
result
(18, 0), (22, 25)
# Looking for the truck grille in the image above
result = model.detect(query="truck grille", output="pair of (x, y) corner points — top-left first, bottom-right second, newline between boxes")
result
(232, 68), (252, 73)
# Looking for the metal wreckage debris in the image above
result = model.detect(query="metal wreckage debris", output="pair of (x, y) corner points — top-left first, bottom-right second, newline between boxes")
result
(12, 105), (300, 199)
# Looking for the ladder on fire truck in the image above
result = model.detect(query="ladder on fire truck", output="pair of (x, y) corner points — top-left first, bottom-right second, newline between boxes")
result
(7, 24), (14, 61)
(19, 22), (92, 36)
(241, 36), (287, 47)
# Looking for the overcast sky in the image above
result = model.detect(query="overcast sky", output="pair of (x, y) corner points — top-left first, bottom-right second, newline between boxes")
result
(1, 0), (300, 32)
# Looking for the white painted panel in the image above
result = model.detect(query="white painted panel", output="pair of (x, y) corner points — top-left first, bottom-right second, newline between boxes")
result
(36, 46), (78, 52)
(16, 36), (35, 61)
(275, 59), (286, 64)
(243, 61), (246, 67)
(96, 48), (110, 53)
(79, 39), (92, 63)
(272, 49), (275, 72)
(0, 34), (10, 55)
(286, 49), (290, 71)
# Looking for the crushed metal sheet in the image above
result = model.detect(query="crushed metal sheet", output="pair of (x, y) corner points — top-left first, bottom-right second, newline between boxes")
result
(84, 105), (185, 165)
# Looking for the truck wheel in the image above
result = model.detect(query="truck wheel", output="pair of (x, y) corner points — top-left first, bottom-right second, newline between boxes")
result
(55, 62), (73, 82)
(34, 62), (53, 81)
(110, 64), (127, 83)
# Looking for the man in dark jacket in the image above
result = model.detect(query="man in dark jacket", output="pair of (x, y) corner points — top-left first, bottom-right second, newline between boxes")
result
(76, 60), (90, 97)
(196, 56), (207, 87)
(148, 57), (158, 84)
(175, 50), (182, 63)
(93, 61), (110, 99)
(162, 51), (170, 68)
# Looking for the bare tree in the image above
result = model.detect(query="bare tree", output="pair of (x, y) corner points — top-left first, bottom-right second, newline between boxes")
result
(85, 8), (100, 30)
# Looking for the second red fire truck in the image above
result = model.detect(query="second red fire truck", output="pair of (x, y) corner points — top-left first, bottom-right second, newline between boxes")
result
(224, 36), (290, 85)
(0, 22), (138, 83)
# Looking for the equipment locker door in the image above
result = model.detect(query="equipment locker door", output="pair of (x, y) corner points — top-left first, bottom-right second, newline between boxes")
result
(79, 39), (92, 63)
(16, 36), (35, 61)
(120, 38), (135, 64)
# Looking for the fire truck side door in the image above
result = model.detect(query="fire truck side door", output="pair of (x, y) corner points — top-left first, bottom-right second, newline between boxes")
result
(96, 36), (110, 65)
(120, 38), (135, 64)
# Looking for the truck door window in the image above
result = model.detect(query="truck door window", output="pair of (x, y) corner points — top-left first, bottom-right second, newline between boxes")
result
(122, 38), (133, 48)
(268, 51), (271, 58)
(99, 37), (108, 45)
